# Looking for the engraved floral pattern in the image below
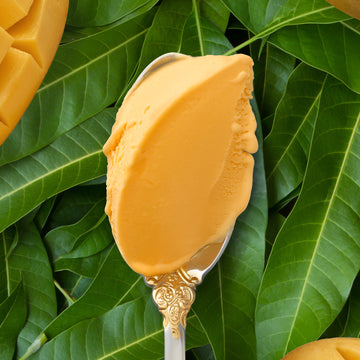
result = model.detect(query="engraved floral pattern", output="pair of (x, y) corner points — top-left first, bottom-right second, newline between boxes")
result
(146, 268), (200, 339)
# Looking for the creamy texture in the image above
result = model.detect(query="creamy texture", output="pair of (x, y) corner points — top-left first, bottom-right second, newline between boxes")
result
(0, 0), (68, 145)
(104, 54), (257, 276)
(282, 338), (360, 359)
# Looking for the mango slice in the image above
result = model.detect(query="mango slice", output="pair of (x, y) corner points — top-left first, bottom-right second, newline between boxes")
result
(326, 0), (360, 20)
(0, 0), (68, 145)
(282, 338), (360, 360)
(0, 0), (33, 30)
(104, 54), (257, 276)
(0, 27), (13, 63)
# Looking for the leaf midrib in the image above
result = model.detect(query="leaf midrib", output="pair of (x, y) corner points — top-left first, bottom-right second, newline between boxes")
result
(0, 148), (103, 203)
(96, 314), (197, 360)
(38, 27), (149, 94)
(283, 110), (360, 354)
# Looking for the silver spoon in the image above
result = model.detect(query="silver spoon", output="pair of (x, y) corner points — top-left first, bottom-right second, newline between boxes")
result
(121, 53), (235, 359)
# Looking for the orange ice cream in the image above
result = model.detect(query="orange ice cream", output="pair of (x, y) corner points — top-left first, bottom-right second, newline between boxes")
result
(281, 337), (360, 359)
(104, 54), (258, 276)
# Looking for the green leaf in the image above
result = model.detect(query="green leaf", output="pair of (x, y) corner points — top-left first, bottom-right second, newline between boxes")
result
(264, 63), (326, 207)
(66, 0), (158, 27)
(221, 0), (349, 34)
(7, 223), (57, 357)
(44, 245), (147, 339)
(116, 0), (192, 105)
(57, 217), (112, 259)
(269, 21), (360, 94)
(180, 10), (233, 56)
(53, 244), (111, 278)
(0, 12), (153, 166)
(46, 185), (106, 230)
(0, 108), (115, 233)
(343, 276), (360, 337)
(0, 228), (16, 303)
(0, 282), (27, 360)
(45, 198), (107, 261)
(187, 344), (215, 360)
(256, 76), (360, 360)
(33, 196), (57, 231)
(192, 98), (267, 360)
(30, 296), (208, 360)
(265, 212), (285, 259)
(199, 0), (230, 32)
(252, 43), (296, 121)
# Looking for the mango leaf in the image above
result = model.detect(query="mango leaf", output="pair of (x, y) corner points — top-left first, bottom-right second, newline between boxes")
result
(269, 21), (360, 94)
(6, 223), (57, 357)
(43, 244), (147, 339)
(256, 76), (360, 360)
(62, 0), (158, 43)
(265, 212), (285, 259)
(321, 303), (348, 338)
(192, 98), (267, 360)
(56, 271), (93, 305)
(54, 244), (112, 278)
(264, 63), (326, 208)
(0, 228), (16, 303)
(45, 198), (107, 261)
(0, 12), (154, 166)
(221, 0), (349, 34)
(116, 0), (192, 105)
(199, 0), (230, 32)
(30, 296), (208, 360)
(188, 344), (215, 360)
(57, 217), (112, 259)
(46, 185), (106, 230)
(33, 196), (57, 231)
(343, 276), (360, 337)
(0, 108), (115, 233)
(0, 282), (27, 360)
(180, 10), (233, 56)
(66, 0), (157, 27)
(252, 43), (296, 121)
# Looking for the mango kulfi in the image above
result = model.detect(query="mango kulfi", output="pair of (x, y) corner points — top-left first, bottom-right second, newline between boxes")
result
(104, 54), (258, 276)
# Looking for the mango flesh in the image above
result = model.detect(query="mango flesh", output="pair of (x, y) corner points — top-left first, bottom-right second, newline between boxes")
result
(0, 0), (68, 145)
(326, 0), (360, 20)
(282, 338), (360, 360)
(104, 54), (258, 277)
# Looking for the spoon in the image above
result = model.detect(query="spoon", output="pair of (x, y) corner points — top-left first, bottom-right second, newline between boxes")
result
(145, 226), (233, 360)
(119, 53), (236, 359)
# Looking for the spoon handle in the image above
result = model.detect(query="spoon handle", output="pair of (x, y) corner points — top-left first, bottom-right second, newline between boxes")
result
(165, 324), (185, 360)
(145, 268), (200, 359)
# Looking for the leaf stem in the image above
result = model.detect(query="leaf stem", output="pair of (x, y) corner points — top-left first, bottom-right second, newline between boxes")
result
(223, 31), (267, 56)
(192, 0), (205, 56)
(54, 279), (75, 305)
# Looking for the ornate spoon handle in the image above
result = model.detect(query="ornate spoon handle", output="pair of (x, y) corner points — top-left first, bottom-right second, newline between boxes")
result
(145, 268), (200, 360)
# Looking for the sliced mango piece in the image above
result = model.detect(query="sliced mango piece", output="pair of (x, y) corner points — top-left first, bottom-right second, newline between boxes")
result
(9, 0), (69, 68)
(326, 0), (360, 20)
(282, 337), (360, 360)
(0, 0), (68, 145)
(0, 47), (43, 144)
(0, 27), (13, 63)
(0, 0), (33, 30)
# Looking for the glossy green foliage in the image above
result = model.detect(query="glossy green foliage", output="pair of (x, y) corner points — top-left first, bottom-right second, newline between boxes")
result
(0, 1), (359, 359)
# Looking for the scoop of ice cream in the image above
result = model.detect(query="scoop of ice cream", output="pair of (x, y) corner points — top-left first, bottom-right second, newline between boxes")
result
(281, 338), (360, 359)
(103, 54), (257, 276)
